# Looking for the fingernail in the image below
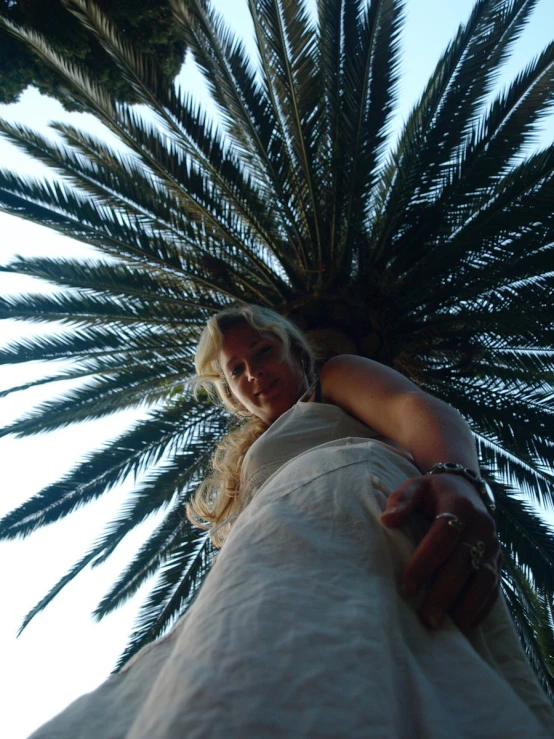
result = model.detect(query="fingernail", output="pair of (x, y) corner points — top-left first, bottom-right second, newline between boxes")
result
(427, 612), (443, 629)
(381, 506), (398, 516)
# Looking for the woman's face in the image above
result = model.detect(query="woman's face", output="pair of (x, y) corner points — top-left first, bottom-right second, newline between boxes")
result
(218, 321), (308, 424)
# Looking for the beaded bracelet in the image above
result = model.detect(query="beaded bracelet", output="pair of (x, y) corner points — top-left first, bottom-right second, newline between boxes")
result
(427, 462), (496, 514)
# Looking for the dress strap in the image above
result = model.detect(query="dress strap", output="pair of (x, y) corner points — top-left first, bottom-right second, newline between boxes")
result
(297, 377), (321, 403)
(314, 377), (322, 402)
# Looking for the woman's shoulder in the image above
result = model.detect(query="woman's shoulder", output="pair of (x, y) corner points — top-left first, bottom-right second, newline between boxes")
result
(319, 354), (411, 393)
(320, 353), (386, 375)
(319, 354), (379, 396)
(318, 353), (420, 420)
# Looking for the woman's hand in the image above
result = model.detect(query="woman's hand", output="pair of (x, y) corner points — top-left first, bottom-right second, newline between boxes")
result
(380, 473), (500, 632)
(320, 353), (501, 630)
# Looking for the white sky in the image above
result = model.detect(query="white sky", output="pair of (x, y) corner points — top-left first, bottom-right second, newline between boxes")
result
(0, 1), (553, 736)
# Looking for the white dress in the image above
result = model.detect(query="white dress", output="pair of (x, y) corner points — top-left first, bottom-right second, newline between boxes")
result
(32, 402), (554, 738)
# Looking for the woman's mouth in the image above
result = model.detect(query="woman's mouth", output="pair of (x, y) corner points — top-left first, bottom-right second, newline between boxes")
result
(257, 379), (278, 396)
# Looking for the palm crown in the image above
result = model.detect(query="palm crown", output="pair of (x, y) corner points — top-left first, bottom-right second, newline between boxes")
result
(0, 0), (553, 692)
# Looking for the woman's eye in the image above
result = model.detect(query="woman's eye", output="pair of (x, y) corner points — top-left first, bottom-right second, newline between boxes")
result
(229, 346), (270, 378)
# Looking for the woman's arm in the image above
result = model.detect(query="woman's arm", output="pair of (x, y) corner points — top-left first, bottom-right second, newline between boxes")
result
(320, 354), (479, 473)
(320, 354), (500, 632)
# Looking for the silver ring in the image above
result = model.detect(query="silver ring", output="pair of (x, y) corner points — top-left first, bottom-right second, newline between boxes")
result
(462, 540), (486, 571)
(435, 512), (464, 534)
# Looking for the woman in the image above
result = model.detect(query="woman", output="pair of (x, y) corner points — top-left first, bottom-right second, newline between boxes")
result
(33, 305), (554, 738)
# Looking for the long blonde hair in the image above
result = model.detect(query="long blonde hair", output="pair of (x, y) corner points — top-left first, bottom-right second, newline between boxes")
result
(187, 305), (316, 546)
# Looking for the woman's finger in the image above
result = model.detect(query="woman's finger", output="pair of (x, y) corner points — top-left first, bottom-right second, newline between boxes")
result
(381, 473), (500, 632)
(468, 578), (500, 630)
(380, 478), (423, 525)
(400, 507), (469, 596)
(450, 558), (501, 632)
(382, 473), (485, 527)
(417, 540), (476, 628)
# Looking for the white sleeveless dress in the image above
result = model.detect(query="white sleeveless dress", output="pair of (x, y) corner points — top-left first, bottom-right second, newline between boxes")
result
(32, 402), (554, 738)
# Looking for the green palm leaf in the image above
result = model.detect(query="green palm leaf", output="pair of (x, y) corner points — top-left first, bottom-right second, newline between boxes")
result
(502, 555), (554, 701)
(112, 532), (214, 671)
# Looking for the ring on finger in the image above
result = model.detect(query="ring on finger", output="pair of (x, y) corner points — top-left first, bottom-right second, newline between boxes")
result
(435, 512), (464, 533)
(462, 540), (486, 571)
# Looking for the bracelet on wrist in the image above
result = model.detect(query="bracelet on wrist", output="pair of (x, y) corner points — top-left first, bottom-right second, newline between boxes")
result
(426, 462), (496, 514)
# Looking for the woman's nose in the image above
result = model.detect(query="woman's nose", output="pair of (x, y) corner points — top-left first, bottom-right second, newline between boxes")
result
(245, 361), (263, 381)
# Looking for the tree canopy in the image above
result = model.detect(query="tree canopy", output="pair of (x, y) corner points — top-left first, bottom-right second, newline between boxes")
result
(0, 0), (553, 694)
(0, 0), (186, 106)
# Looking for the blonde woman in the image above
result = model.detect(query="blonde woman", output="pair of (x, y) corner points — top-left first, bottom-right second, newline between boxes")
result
(33, 305), (554, 738)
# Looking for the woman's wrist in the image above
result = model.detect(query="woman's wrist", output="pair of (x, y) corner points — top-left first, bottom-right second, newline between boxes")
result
(426, 462), (496, 514)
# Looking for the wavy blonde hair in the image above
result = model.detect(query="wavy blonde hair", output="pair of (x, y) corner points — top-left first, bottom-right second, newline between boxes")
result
(187, 305), (316, 546)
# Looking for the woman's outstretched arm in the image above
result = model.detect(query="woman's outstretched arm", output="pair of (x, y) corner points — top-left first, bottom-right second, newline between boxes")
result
(320, 354), (500, 633)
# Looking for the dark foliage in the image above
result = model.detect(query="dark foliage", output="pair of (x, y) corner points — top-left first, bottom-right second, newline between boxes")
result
(0, 0), (186, 107)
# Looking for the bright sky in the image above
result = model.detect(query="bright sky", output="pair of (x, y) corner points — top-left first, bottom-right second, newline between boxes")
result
(0, 1), (553, 736)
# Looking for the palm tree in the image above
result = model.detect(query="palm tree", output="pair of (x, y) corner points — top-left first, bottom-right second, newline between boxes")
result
(0, 0), (553, 693)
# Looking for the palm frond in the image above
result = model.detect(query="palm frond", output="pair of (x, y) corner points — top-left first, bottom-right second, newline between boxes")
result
(63, 0), (293, 290)
(496, 489), (554, 591)
(501, 555), (554, 701)
(371, 0), (537, 264)
(113, 533), (214, 671)
(94, 502), (193, 618)
(341, 0), (404, 273)
(0, 401), (222, 538)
